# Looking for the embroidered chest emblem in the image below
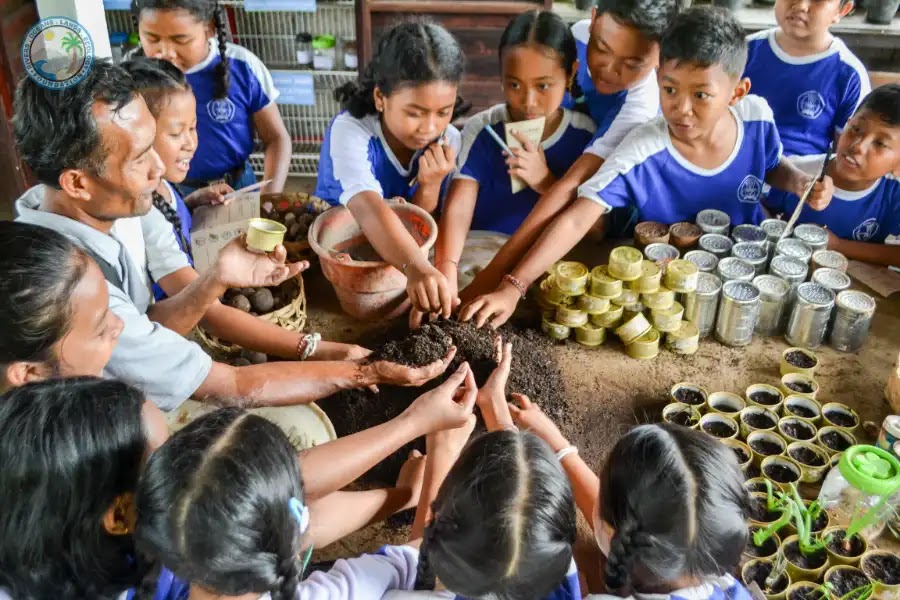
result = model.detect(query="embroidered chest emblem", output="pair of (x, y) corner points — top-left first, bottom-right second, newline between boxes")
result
(738, 174), (764, 203)
(208, 97), (236, 123)
(797, 91), (826, 120)
(853, 217), (879, 241)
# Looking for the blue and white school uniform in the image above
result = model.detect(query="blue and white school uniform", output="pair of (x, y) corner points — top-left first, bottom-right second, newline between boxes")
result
(0, 566), (189, 600)
(183, 39), (279, 190)
(765, 154), (900, 243)
(586, 574), (754, 600)
(148, 181), (193, 302)
(455, 104), (596, 235)
(564, 19), (660, 160)
(743, 28), (870, 157)
(315, 112), (462, 207)
(578, 95), (783, 226)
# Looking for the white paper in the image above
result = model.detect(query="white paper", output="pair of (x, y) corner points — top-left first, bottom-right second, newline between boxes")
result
(190, 192), (260, 274)
(504, 116), (545, 194)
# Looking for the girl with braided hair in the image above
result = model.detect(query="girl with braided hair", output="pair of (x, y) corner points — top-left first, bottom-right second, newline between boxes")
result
(132, 0), (290, 196)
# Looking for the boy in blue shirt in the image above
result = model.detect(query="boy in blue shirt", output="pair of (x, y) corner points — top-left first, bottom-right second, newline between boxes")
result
(460, 7), (834, 328)
(766, 84), (900, 267)
(743, 0), (869, 157)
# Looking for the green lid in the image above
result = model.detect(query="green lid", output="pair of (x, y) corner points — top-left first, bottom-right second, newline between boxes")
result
(127, 32), (140, 45)
(312, 35), (336, 49)
(838, 445), (900, 496)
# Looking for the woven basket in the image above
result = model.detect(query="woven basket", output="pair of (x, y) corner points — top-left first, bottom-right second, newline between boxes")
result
(194, 274), (307, 358)
(261, 192), (331, 264)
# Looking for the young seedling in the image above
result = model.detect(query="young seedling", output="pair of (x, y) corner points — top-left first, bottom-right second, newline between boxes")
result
(764, 552), (790, 592)
(835, 583), (874, 600)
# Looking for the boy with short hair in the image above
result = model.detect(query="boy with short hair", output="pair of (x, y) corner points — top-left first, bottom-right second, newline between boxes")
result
(766, 84), (900, 266)
(743, 0), (870, 157)
(460, 7), (834, 328)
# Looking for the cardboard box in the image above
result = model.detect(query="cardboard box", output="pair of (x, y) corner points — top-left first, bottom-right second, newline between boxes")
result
(189, 192), (260, 274)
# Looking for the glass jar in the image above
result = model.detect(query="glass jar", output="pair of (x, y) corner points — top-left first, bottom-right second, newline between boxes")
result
(817, 445), (900, 542)
(343, 37), (358, 70)
(295, 32), (312, 69)
(312, 35), (337, 71)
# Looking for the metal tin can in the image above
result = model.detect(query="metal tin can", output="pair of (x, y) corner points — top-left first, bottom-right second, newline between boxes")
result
(812, 250), (848, 272)
(642, 286), (676, 311)
(611, 287), (640, 307)
(609, 247), (644, 281)
(651, 301), (685, 332)
(591, 304), (624, 328)
(590, 266), (623, 299)
(793, 224), (829, 253)
(628, 260), (662, 293)
(732, 243), (768, 276)
(786, 282), (835, 349)
(684, 272), (722, 337)
(732, 224), (768, 247)
(667, 321), (700, 355)
(644, 243), (680, 263)
(684, 249), (719, 273)
(699, 233), (734, 259)
(812, 268), (851, 294)
(770, 255), (810, 330)
(761, 219), (788, 261)
(775, 238), (813, 264)
(753, 274), (791, 337)
(616, 312), (653, 344)
(717, 256), (756, 282)
(554, 261), (589, 294)
(716, 280), (760, 347)
(664, 259), (699, 293)
(830, 290), (876, 353)
(696, 209), (731, 235)
(626, 328), (660, 359)
(876, 415), (900, 455)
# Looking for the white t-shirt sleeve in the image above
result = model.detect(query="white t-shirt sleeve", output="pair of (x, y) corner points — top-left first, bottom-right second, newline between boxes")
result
(141, 205), (191, 282)
(297, 546), (419, 600)
(834, 44), (871, 134)
(585, 74), (660, 160)
(329, 115), (385, 205)
(230, 43), (280, 108)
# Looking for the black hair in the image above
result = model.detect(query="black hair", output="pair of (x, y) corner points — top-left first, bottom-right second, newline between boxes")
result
(131, 0), (231, 99)
(499, 10), (583, 102)
(0, 377), (148, 599)
(595, 0), (681, 42)
(0, 221), (91, 370)
(13, 59), (137, 187)
(858, 83), (900, 127)
(134, 408), (305, 600)
(121, 56), (194, 257)
(335, 20), (468, 120)
(659, 7), (748, 79)
(600, 424), (750, 594)
(415, 431), (576, 600)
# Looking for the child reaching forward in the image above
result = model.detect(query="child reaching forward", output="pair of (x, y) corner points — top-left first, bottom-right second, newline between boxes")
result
(743, 0), (869, 157)
(765, 84), (900, 267)
(461, 7), (834, 328)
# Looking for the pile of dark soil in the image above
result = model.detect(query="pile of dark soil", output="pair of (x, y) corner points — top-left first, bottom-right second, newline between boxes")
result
(781, 420), (815, 441)
(863, 554), (900, 585)
(827, 530), (865, 558)
(786, 351), (816, 369)
(786, 381), (814, 394)
(787, 404), (816, 419)
(744, 412), (777, 430)
(322, 320), (573, 486)
(785, 541), (827, 569)
(745, 529), (778, 558)
(788, 585), (824, 600)
(763, 463), (799, 484)
(702, 420), (737, 438)
(744, 561), (788, 594)
(749, 496), (781, 523)
(826, 568), (870, 597)
(732, 445), (751, 464)
(824, 410), (858, 429)
(750, 438), (784, 457)
(673, 387), (705, 406)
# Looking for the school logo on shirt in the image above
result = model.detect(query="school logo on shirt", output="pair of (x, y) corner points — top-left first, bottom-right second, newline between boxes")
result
(797, 91), (826, 120)
(853, 218), (879, 241)
(207, 98), (236, 123)
(737, 175), (764, 204)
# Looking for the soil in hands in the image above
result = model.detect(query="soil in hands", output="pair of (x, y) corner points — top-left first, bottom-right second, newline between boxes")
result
(786, 381), (814, 394)
(827, 530), (865, 558)
(785, 540), (828, 570)
(863, 554), (900, 585)
(751, 439), (784, 457)
(789, 446), (826, 467)
(827, 569), (871, 597)
(702, 420), (737, 438)
(750, 391), (781, 406)
(824, 410), (858, 429)
(763, 463), (798, 484)
(323, 320), (572, 488)
(787, 404), (817, 419)
(786, 351), (816, 369)
(821, 430), (853, 452)
(781, 420), (815, 441)
(745, 561), (788, 594)
(745, 412), (777, 430)
(673, 388), (706, 405)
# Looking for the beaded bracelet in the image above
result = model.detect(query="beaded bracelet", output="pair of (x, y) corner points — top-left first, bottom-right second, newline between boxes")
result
(555, 446), (578, 462)
(297, 332), (322, 361)
(503, 274), (528, 299)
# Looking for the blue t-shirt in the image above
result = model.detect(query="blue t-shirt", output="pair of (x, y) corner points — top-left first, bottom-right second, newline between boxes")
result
(765, 155), (900, 243)
(151, 181), (193, 302)
(124, 567), (189, 600)
(743, 28), (870, 158)
(315, 112), (462, 206)
(455, 104), (596, 235)
(185, 40), (279, 181)
(578, 95), (783, 226)
(562, 19), (660, 160)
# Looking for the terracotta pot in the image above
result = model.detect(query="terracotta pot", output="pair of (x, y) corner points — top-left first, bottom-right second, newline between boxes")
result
(669, 221), (703, 250)
(634, 221), (670, 248)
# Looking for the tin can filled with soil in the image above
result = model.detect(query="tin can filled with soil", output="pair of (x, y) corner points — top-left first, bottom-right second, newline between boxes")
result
(716, 281), (761, 347)
(742, 558), (791, 600)
(780, 373), (819, 400)
(753, 274), (791, 337)
(717, 256), (756, 283)
(683, 272), (722, 337)
(745, 526), (781, 561)
(817, 426), (856, 456)
(626, 328), (660, 359)
(830, 290), (876, 353)
(699, 233), (734, 258)
(783, 395), (822, 424)
(823, 566), (873, 595)
(589, 265), (623, 299)
(746, 383), (785, 412)
(629, 260), (662, 293)
(662, 401), (701, 428)
(793, 224), (829, 253)
(669, 221), (703, 250)
(782, 533), (829, 582)
(784, 582), (822, 600)
(747, 430), (787, 466)
(776, 238), (813, 264)
(609, 247), (644, 281)
(697, 209), (731, 235)
(812, 249), (849, 272)
(670, 382), (708, 409)
(741, 406), (780, 438)
(634, 221), (670, 248)
(860, 550), (900, 596)
(823, 532), (869, 567)
(733, 243), (768, 276)
(643, 286), (676, 311)
(781, 347), (818, 377)
(664, 259), (699, 293)
(666, 321), (700, 355)
(787, 441), (830, 483)
(779, 417), (817, 443)
(748, 492), (787, 528)
(708, 391), (745, 416)
(699, 413), (739, 439)
(722, 437), (752, 469)
(644, 242), (680, 264)
(786, 283), (835, 350)
(821, 402), (860, 434)
(683, 249), (719, 273)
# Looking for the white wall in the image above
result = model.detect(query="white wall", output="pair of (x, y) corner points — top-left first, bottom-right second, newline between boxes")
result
(36, 0), (111, 59)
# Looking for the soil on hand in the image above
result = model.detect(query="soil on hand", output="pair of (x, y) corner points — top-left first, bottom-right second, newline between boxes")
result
(702, 420), (737, 438)
(827, 530), (865, 558)
(323, 320), (572, 486)
(673, 388), (705, 405)
(749, 496), (782, 523)
(745, 413), (777, 430)
(732, 446), (751, 464)
(864, 554), (900, 584)
(751, 439), (784, 456)
(667, 410), (695, 427)
(786, 351), (816, 369)
(785, 541), (827, 569)
(786, 381), (814, 394)
(781, 421), (815, 441)
(764, 463), (798, 483)
(821, 430), (852, 452)
(789, 586), (825, 600)
(745, 561), (788, 594)
(787, 405), (816, 419)
(750, 391), (781, 406)
(824, 410), (858, 429)
(789, 446), (825, 466)
(827, 569), (871, 597)
(745, 531), (778, 558)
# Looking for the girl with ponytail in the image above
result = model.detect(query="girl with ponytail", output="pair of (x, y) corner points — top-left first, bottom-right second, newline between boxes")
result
(132, 0), (290, 196)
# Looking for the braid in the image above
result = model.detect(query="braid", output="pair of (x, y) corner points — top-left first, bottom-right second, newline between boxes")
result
(271, 555), (300, 600)
(413, 525), (438, 591)
(604, 520), (638, 592)
(334, 62), (377, 118)
(212, 2), (231, 100)
(152, 191), (192, 258)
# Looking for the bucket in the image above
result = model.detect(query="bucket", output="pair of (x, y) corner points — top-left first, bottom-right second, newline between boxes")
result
(309, 201), (438, 320)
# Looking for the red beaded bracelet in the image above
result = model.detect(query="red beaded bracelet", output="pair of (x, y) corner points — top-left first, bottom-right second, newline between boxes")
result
(503, 274), (528, 299)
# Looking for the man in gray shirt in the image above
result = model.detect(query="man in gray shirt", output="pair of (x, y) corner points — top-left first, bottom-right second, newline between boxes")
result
(13, 60), (451, 411)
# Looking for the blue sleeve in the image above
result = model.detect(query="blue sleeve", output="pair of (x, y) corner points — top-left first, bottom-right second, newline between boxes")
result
(239, 50), (280, 113)
(458, 130), (492, 184)
(834, 67), (870, 134)
(763, 119), (784, 174)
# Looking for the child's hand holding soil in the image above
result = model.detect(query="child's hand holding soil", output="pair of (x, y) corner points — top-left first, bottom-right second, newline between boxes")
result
(509, 393), (569, 453)
(367, 346), (457, 388)
(401, 361), (478, 435)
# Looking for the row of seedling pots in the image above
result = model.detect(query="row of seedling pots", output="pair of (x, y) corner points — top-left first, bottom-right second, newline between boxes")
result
(743, 559), (900, 600)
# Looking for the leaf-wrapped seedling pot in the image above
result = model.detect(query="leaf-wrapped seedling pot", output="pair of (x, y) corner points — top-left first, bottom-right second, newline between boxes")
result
(787, 441), (830, 483)
(824, 527), (868, 568)
(662, 402), (700, 429)
(781, 533), (830, 583)
(747, 383), (786, 414)
(821, 402), (860, 435)
(783, 395), (822, 425)
(669, 382), (708, 411)
(708, 391), (745, 417)
(745, 476), (771, 494)
(700, 413), (739, 440)
(745, 526), (782, 561)
(743, 558), (792, 600)
(780, 373), (819, 401)
(748, 430), (788, 467)
(781, 347), (819, 378)
(860, 550), (900, 597)
(741, 406), (781, 439)
(823, 565), (872, 598)
(779, 417), (818, 444)
(817, 426), (856, 457)
(749, 492), (787, 529)
(722, 438), (752, 469)
(762, 455), (803, 491)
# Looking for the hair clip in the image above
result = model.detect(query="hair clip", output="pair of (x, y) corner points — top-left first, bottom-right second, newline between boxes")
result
(289, 497), (310, 534)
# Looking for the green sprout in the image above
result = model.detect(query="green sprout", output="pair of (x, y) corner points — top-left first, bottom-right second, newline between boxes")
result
(835, 583), (873, 600)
